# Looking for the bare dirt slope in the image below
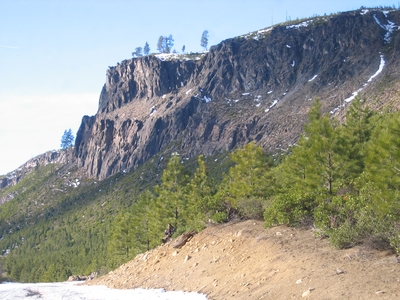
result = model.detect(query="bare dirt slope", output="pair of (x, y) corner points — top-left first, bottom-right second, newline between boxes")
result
(90, 220), (400, 299)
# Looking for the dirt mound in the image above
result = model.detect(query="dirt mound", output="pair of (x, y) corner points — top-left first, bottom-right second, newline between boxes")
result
(90, 220), (400, 299)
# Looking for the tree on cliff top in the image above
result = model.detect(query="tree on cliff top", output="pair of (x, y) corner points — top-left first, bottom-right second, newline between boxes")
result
(201, 30), (209, 50)
(60, 129), (74, 149)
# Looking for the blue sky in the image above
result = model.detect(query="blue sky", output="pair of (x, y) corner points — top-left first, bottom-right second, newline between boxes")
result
(0, 0), (397, 175)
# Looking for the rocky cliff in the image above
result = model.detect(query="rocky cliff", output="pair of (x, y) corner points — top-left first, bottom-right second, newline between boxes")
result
(75, 9), (400, 180)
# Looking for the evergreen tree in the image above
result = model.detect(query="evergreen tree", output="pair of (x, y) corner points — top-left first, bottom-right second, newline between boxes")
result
(365, 112), (400, 216)
(157, 35), (174, 53)
(157, 36), (164, 53)
(60, 129), (74, 149)
(165, 34), (174, 54)
(108, 213), (132, 267)
(143, 42), (150, 55)
(132, 47), (143, 57)
(148, 155), (188, 245)
(182, 45), (185, 53)
(186, 155), (215, 230)
(201, 30), (209, 50)
(215, 142), (272, 219)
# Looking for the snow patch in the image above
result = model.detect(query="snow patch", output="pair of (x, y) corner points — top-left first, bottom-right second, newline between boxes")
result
(204, 96), (211, 103)
(185, 89), (192, 95)
(373, 14), (399, 43)
(367, 54), (385, 82)
(0, 282), (209, 300)
(270, 100), (278, 108)
(360, 9), (369, 15)
(286, 20), (311, 29)
(150, 106), (157, 116)
(286, 45), (291, 48)
(291, 60), (295, 67)
(308, 75), (318, 82)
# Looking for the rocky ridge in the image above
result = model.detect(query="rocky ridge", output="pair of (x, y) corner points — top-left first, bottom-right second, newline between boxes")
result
(0, 149), (72, 202)
(75, 9), (400, 180)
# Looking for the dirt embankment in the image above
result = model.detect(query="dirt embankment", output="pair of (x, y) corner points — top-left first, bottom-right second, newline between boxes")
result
(90, 220), (400, 299)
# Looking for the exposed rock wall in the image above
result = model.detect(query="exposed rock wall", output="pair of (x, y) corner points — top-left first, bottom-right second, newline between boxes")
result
(75, 9), (400, 180)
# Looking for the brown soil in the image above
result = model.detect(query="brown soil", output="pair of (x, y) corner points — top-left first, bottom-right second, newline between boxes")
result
(89, 220), (400, 299)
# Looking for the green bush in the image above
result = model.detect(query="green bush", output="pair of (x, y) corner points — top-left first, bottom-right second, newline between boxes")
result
(237, 197), (265, 220)
(264, 191), (317, 227)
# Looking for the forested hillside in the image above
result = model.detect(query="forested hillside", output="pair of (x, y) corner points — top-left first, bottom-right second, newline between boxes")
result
(2, 97), (400, 282)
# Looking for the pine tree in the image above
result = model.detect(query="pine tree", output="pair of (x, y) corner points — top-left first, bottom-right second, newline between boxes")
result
(60, 129), (74, 149)
(215, 142), (272, 219)
(365, 112), (400, 216)
(148, 155), (188, 244)
(201, 30), (209, 50)
(132, 47), (143, 57)
(143, 42), (150, 55)
(157, 36), (164, 53)
(186, 155), (214, 230)
(165, 34), (174, 54)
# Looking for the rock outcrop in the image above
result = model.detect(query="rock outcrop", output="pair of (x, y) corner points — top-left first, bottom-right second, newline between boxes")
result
(75, 9), (400, 180)
(0, 149), (71, 201)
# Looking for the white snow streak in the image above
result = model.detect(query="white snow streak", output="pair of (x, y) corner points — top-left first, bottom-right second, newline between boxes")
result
(367, 54), (385, 83)
(330, 54), (385, 114)
(270, 100), (278, 108)
(373, 14), (399, 43)
(308, 75), (318, 82)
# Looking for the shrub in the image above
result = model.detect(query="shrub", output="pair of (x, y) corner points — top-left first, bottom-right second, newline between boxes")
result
(264, 191), (317, 227)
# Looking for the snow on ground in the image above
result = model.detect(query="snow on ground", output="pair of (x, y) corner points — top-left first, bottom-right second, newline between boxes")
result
(286, 20), (311, 29)
(308, 75), (318, 82)
(150, 106), (157, 116)
(203, 96), (211, 103)
(373, 14), (399, 43)
(0, 282), (208, 300)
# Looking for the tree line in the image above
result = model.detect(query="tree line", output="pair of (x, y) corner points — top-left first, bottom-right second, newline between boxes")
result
(132, 30), (209, 57)
(108, 97), (400, 268)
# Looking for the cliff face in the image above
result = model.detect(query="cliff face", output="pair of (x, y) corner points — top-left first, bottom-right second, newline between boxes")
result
(75, 9), (400, 180)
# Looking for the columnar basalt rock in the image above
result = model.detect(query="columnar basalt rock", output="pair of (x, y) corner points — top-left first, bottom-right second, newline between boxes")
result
(75, 9), (400, 180)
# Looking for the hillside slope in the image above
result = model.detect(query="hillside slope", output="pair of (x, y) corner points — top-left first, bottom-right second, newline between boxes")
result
(90, 220), (400, 300)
